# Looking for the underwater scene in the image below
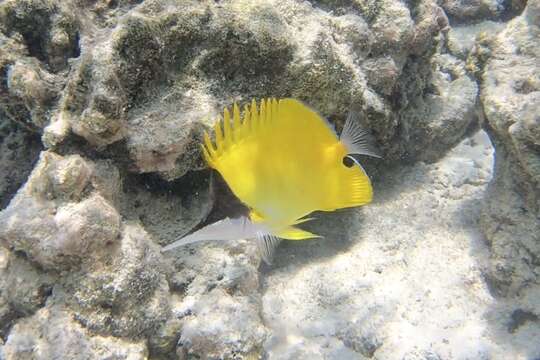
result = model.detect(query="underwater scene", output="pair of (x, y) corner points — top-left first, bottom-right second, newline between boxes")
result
(0, 0), (538, 359)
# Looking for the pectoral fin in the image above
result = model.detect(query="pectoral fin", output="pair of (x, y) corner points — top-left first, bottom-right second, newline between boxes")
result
(340, 111), (382, 158)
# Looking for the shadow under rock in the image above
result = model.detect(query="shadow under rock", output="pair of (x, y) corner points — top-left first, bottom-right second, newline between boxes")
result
(196, 170), (250, 229)
(259, 160), (414, 272)
(0, 119), (43, 209)
(262, 207), (366, 272)
(119, 169), (213, 246)
(369, 161), (431, 205)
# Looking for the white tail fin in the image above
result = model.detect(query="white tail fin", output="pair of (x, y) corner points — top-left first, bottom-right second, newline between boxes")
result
(340, 111), (382, 158)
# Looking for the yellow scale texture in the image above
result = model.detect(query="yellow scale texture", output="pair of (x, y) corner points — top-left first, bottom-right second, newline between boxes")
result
(201, 98), (372, 240)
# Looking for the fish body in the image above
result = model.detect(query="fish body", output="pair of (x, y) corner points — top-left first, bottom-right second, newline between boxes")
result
(163, 98), (380, 260)
(203, 98), (372, 237)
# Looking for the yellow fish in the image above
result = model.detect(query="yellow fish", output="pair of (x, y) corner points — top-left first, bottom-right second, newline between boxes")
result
(163, 98), (380, 262)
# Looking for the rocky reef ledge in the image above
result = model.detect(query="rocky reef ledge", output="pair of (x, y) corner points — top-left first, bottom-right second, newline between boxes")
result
(0, 0), (538, 359)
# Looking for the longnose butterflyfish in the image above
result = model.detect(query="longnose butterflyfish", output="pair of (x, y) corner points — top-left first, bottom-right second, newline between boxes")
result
(162, 98), (381, 263)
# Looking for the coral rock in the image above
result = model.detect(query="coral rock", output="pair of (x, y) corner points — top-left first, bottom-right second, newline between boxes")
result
(0, 151), (121, 269)
(3, 305), (148, 360)
(480, 0), (540, 296)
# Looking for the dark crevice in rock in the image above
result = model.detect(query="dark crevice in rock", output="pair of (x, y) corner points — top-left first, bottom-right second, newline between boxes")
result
(508, 309), (539, 333)
(0, 308), (24, 342)
(308, 0), (382, 22)
(0, 118), (43, 209)
(119, 168), (213, 246)
(442, 0), (527, 26)
(73, 31), (81, 59)
(197, 171), (249, 229)
(0, 252), (56, 342)
(2, 5), (52, 64)
(0, 1), (80, 73)
(499, 0), (528, 21)
(53, 132), (134, 171)
(125, 170), (209, 203)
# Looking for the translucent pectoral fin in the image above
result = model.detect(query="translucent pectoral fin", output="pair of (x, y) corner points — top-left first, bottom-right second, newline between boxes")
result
(162, 217), (264, 252)
(340, 111), (382, 158)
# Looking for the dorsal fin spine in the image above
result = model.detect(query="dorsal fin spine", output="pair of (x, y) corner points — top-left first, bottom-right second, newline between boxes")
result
(202, 99), (281, 167)
(259, 99), (266, 127)
(203, 131), (216, 156)
(267, 98), (272, 122)
(251, 99), (258, 131)
(200, 144), (214, 167)
(233, 103), (241, 140)
(272, 98), (278, 122)
(214, 117), (223, 152)
(224, 107), (233, 146)
(265, 99), (271, 124)
(242, 104), (251, 135)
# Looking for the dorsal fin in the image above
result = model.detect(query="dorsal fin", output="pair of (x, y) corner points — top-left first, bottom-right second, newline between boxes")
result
(202, 99), (279, 168)
(340, 111), (382, 158)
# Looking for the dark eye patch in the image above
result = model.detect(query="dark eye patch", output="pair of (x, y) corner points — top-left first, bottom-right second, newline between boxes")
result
(342, 156), (354, 168)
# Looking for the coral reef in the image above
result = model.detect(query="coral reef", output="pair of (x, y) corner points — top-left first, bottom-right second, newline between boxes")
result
(479, 0), (540, 296)
(0, 0), (538, 359)
(0, 151), (121, 269)
(3, 304), (148, 360)
(2, 0), (465, 176)
(0, 117), (42, 208)
(440, 0), (527, 23)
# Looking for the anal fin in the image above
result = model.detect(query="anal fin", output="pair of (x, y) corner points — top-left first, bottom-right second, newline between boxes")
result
(292, 217), (315, 225)
(278, 226), (321, 241)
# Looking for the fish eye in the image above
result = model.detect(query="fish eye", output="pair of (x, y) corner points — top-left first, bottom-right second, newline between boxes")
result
(342, 156), (354, 168)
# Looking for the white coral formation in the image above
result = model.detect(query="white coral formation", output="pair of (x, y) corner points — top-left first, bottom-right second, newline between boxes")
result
(0, 152), (170, 354)
(0, 152), (120, 268)
(3, 305), (148, 360)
